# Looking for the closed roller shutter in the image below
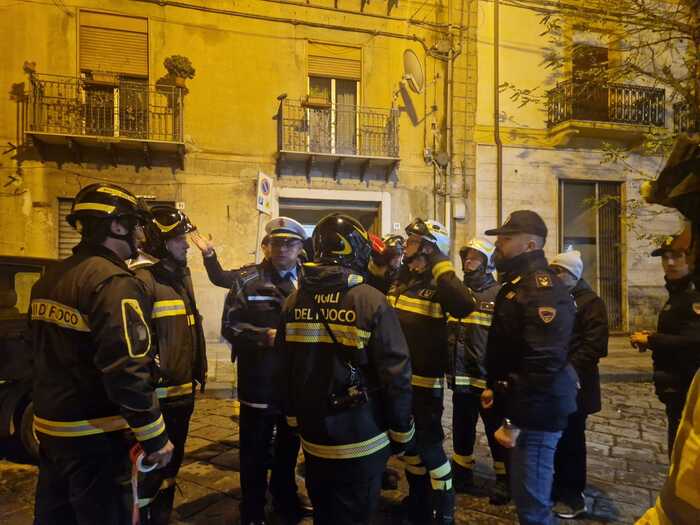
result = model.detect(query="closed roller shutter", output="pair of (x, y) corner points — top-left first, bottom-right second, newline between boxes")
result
(308, 42), (361, 80)
(80, 11), (148, 77)
(58, 199), (81, 259)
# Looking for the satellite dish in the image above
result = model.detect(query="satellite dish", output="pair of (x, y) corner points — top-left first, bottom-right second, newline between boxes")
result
(403, 50), (425, 94)
(399, 82), (419, 126)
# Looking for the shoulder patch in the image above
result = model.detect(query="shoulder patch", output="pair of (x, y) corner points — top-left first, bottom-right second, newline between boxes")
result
(479, 301), (495, 312)
(510, 276), (522, 284)
(693, 302), (700, 315)
(505, 291), (516, 300)
(538, 306), (557, 324)
(535, 273), (552, 288)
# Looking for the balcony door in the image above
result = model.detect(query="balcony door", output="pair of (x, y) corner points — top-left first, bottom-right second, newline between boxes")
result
(572, 45), (609, 121)
(308, 76), (358, 155)
(560, 180), (623, 330)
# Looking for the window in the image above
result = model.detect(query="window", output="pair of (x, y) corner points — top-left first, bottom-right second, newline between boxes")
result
(79, 11), (149, 138)
(560, 180), (623, 330)
(279, 198), (381, 238)
(571, 44), (609, 121)
(307, 43), (361, 155)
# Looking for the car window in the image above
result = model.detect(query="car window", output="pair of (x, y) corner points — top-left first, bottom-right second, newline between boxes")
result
(15, 272), (42, 314)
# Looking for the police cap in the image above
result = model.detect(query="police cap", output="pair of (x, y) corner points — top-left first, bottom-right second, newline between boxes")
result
(265, 217), (307, 242)
(485, 210), (548, 239)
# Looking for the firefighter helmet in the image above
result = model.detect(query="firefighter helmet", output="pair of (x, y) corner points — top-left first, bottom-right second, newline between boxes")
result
(382, 234), (405, 257)
(66, 183), (144, 229)
(405, 218), (450, 256)
(459, 238), (496, 272)
(143, 205), (196, 259)
(312, 213), (372, 273)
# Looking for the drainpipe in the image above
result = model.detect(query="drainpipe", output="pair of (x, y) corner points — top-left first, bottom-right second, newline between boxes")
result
(494, 0), (503, 225)
(444, 0), (454, 239)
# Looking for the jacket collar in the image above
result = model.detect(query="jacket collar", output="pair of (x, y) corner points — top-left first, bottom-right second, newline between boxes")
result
(665, 273), (694, 294)
(73, 242), (129, 271)
(463, 270), (497, 292)
(497, 249), (548, 283)
(300, 263), (364, 292)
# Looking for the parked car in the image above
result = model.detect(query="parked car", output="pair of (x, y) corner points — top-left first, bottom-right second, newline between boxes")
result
(0, 255), (56, 459)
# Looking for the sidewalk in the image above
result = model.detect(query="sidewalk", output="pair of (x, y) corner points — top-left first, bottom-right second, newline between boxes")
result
(205, 335), (655, 389)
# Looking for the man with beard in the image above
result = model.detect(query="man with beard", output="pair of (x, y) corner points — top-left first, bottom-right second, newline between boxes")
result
(447, 238), (509, 505)
(387, 219), (476, 525)
(550, 250), (608, 519)
(30, 183), (173, 524)
(133, 206), (208, 524)
(221, 217), (310, 525)
(277, 213), (414, 525)
(630, 235), (700, 457)
(481, 210), (578, 525)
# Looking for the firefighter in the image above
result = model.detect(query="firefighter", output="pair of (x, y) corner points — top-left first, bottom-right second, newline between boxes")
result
(131, 205), (208, 524)
(387, 219), (476, 525)
(630, 235), (700, 456)
(481, 210), (578, 525)
(191, 231), (271, 289)
(446, 238), (509, 505)
(221, 217), (310, 525)
(277, 213), (414, 525)
(30, 183), (173, 524)
(550, 250), (608, 519)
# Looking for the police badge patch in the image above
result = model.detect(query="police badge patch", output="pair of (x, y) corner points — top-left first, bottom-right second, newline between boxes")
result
(693, 303), (700, 315)
(538, 307), (557, 324)
(535, 273), (552, 288)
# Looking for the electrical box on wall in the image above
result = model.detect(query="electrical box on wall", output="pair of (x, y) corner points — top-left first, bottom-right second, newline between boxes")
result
(453, 202), (466, 220)
(175, 201), (186, 210)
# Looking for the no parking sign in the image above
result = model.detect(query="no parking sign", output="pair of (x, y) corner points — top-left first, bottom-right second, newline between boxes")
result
(256, 172), (273, 215)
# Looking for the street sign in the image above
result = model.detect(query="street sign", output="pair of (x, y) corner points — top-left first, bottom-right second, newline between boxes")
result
(256, 172), (273, 215)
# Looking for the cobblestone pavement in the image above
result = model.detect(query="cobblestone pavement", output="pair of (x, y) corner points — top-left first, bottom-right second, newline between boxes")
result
(0, 380), (669, 525)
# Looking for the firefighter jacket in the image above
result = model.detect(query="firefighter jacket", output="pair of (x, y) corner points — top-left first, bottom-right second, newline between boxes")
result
(447, 271), (500, 393)
(134, 261), (207, 406)
(29, 243), (168, 456)
(569, 278), (608, 414)
(635, 369), (700, 525)
(485, 249), (578, 432)
(387, 258), (476, 391)
(648, 274), (700, 402)
(277, 264), (414, 480)
(221, 259), (298, 408)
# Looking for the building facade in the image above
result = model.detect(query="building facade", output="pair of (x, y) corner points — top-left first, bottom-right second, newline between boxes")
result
(1, 0), (479, 338)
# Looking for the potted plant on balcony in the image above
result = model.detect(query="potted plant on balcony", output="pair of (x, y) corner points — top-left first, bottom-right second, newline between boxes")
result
(163, 55), (195, 88)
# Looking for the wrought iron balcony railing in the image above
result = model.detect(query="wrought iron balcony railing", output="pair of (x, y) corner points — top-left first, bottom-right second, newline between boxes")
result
(25, 73), (184, 143)
(547, 80), (665, 128)
(278, 99), (399, 159)
(673, 102), (698, 133)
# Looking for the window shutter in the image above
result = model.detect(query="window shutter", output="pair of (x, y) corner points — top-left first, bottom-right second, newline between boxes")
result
(58, 199), (81, 259)
(308, 42), (361, 80)
(80, 11), (148, 77)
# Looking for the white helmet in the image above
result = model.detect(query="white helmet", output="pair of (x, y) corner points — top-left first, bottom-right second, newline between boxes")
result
(406, 218), (450, 256)
(460, 237), (495, 272)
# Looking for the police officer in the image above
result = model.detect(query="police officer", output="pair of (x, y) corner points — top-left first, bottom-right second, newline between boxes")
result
(387, 219), (476, 525)
(191, 231), (271, 289)
(131, 206), (208, 524)
(221, 217), (310, 525)
(630, 235), (700, 456)
(549, 250), (608, 519)
(446, 238), (509, 505)
(30, 183), (173, 524)
(481, 210), (578, 525)
(277, 213), (414, 525)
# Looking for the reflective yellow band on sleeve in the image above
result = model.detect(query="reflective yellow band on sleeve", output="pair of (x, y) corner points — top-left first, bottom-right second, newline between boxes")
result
(494, 461), (507, 475)
(453, 453), (475, 469)
(454, 376), (487, 389)
(187, 314), (196, 326)
(447, 311), (492, 327)
(286, 416), (298, 428)
(391, 295), (444, 319)
(431, 478), (453, 491)
(286, 322), (371, 349)
(432, 260), (454, 280)
(411, 375), (444, 389)
(430, 460), (452, 480)
(152, 299), (187, 319)
(301, 432), (389, 459)
(132, 415), (166, 442)
(389, 423), (415, 444)
(156, 383), (193, 399)
(33, 415), (129, 437)
(31, 299), (91, 332)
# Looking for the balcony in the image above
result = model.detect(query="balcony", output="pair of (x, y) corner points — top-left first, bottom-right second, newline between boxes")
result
(546, 80), (666, 146)
(23, 73), (185, 168)
(277, 98), (400, 182)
